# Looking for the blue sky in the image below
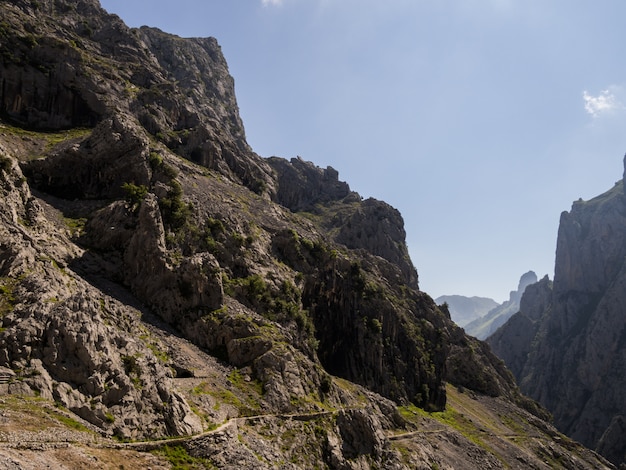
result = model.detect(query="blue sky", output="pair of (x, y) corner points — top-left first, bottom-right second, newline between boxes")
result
(100, 0), (626, 302)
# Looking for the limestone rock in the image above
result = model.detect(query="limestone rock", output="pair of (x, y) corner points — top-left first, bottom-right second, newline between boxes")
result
(334, 198), (419, 288)
(23, 114), (151, 200)
(488, 158), (626, 466)
(267, 156), (352, 211)
(336, 409), (386, 459)
(0, 148), (201, 439)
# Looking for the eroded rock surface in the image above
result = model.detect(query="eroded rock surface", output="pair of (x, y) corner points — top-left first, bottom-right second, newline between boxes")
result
(489, 158), (626, 465)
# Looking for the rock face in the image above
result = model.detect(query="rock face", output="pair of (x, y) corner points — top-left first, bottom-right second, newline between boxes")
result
(267, 156), (352, 211)
(0, 0), (449, 422)
(435, 294), (499, 327)
(0, 141), (202, 439)
(489, 161), (626, 466)
(0, 0), (612, 468)
(464, 270), (537, 340)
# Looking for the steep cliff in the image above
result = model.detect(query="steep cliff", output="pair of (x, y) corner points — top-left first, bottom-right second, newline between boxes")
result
(0, 0), (613, 468)
(489, 161), (626, 465)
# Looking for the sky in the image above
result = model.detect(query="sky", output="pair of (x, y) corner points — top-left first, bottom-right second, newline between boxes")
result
(100, 0), (626, 303)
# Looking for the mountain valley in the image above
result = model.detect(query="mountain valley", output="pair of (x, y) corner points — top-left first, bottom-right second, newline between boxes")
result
(0, 0), (620, 468)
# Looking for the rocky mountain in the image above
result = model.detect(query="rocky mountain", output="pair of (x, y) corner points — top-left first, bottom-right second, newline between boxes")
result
(0, 0), (614, 468)
(488, 165), (626, 466)
(464, 271), (537, 340)
(435, 294), (498, 327)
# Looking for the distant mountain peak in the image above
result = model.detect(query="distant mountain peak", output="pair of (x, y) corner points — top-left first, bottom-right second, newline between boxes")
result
(463, 270), (540, 340)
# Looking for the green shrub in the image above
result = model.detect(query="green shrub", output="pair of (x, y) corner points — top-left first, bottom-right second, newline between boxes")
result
(161, 163), (179, 180)
(369, 318), (383, 334)
(148, 151), (163, 169)
(121, 354), (142, 376)
(205, 217), (225, 235)
(320, 374), (332, 394)
(63, 217), (87, 238)
(121, 182), (147, 209)
(0, 156), (12, 173)
(350, 262), (366, 292)
(159, 181), (191, 230)
(0, 279), (16, 317)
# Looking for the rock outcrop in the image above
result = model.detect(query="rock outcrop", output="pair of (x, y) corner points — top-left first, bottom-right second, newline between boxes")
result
(464, 270), (537, 340)
(489, 160), (626, 466)
(0, 141), (202, 439)
(267, 156), (352, 211)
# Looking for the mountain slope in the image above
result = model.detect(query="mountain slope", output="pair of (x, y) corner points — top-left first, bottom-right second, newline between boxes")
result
(0, 0), (613, 468)
(489, 164), (626, 466)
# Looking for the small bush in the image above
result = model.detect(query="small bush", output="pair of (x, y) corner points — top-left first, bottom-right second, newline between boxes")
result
(159, 181), (191, 230)
(121, 354), (142, 376)
(121, 182), (148, 209)
(0, 156), (12, 173)
(369, 318), (383, 334)
(206, 217), (225, 235)
(350, 262), (366, 292)
(162, 163), (179, 180)
(320, 374), (332, 394)
(148, 151), (163, 169)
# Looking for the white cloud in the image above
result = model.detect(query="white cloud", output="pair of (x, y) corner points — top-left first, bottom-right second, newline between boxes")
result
(583, 88), (623, 117)
(262, 0), (283, 6)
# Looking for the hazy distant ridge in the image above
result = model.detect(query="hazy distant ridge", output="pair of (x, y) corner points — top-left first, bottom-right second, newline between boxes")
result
(463, 271), (537, 340)
(434, 295), (498, 327)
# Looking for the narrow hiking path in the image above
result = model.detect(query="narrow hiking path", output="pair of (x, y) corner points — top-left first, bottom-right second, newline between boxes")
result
(115, 408), (536, 451)
(111, 408), (350, 451)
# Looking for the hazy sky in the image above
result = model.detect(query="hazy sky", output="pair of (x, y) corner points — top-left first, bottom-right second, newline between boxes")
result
(100, 0), (626, 302)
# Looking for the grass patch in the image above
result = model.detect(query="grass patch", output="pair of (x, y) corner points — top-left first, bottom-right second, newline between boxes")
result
(138, 333), (169, 363)
(45, 406), (92, 433)
(192, 375), (261, 417)
(227, 369), (264, 397)
(397, 403), (427, 422)
(397, 401), (505, 464)
(0, 123), (92, 158)
(333, 377), (369, 405)
(0, 277), (17, 317)
(153, 444), (217, 470)
(63, 217), (87, 237)
(0, 395), (97, 436)
(499, 413), (528, 436)
(187, 401), (217, 431)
